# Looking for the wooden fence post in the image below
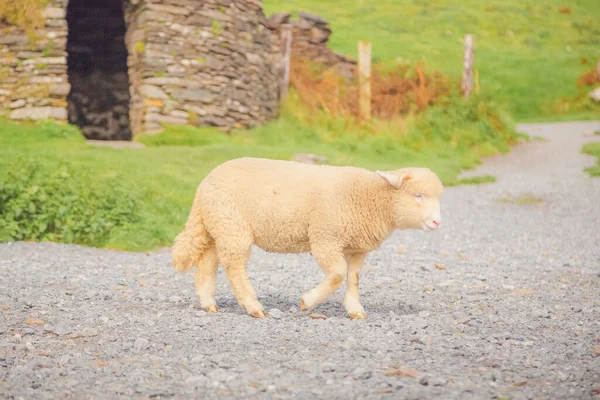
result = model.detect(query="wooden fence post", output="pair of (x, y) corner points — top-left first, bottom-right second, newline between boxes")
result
(358, 40), (372, 120)
(461, 34), (475, 97)
(279, 24), (292, 103)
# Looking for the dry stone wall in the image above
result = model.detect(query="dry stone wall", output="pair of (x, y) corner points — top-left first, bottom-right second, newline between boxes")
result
(267, 11), (357, 79)
(0, 0), (70, 123)
(127, 0), (280, 134)
(1, 2), (351, 139)
(1, 0), (280, 139)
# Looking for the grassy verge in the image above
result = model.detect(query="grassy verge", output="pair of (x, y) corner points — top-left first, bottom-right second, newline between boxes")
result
(264, 0), (600, 121)
(582, 142), (600, 176)
(0, 91), (524, 252)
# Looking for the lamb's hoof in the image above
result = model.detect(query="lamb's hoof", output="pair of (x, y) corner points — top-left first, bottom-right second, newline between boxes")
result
(349, 312), (367, 320)
(300, 298), (308, 311)
(250, 310), (267, 318)
(203, 304), (219, 313)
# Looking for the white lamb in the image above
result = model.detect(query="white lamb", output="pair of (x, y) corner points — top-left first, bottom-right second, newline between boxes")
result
(171, 157), (443, 319)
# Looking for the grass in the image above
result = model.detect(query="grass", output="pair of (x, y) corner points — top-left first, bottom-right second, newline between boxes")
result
(0, 90), (524, 251)
(582, 142), (600, 176)
(264, 0), (600, 121)
(496, 193), (543, 205)
(0, 0), (48, 41)
(457, 175), (496, 185)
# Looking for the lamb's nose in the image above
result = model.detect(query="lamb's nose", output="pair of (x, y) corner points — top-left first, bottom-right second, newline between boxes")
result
(432, 220), (440, 227)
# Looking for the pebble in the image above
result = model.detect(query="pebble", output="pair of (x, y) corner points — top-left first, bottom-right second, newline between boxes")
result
(53, 324), (72, 336)
(353, 367), (372, 380)
(134, 338), (150, 351)
(269, 308), (284, 319)
(80, 328), (98, 337)
(411, 318), (429, 331)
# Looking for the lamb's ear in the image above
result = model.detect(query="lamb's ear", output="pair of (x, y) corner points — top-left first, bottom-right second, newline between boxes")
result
(376, 170), (412, 190)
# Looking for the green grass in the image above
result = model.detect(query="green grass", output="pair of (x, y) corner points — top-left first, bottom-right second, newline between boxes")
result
(0, 91), (524, 251)
(582, 142), (600, 176)
(496, 193), (543, 205)
(264, 0), (600, 121)
(457, 175), (496, 185)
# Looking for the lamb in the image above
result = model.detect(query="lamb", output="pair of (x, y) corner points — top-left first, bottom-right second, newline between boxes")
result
(171, 157), (443, 319)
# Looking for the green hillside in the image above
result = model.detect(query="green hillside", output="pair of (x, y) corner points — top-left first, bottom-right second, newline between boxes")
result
(264, 0), (600, 120)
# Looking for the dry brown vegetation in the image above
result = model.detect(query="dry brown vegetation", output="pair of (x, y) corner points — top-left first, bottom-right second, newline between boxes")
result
(289, 56), (452, 121)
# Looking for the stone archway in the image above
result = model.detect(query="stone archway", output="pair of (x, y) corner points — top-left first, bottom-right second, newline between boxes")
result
(66, 0), (132, 140)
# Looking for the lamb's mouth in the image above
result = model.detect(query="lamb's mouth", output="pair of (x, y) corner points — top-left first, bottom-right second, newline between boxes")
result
(421, 221), (437, 231)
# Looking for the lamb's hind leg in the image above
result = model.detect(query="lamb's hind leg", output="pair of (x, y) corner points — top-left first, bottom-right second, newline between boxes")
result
(344, 252), (368, 319)
(217, 239), (266, 318)
(195, 244), (219, 312)
(300, 246), (348, 311)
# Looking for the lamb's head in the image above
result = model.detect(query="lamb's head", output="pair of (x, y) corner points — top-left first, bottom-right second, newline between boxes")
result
(376, 167), (444, 232)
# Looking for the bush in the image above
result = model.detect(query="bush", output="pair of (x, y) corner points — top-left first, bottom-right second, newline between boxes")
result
(0, 159), (139, 246)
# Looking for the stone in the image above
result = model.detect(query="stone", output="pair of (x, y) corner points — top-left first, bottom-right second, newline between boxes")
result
(87, 141), (145, 149)
(143, 77), (189, 86)
(266, 12), (291, 29)
(293, 154), (327, 165)
(203, 116), (228, 126)
(299, 12), (329, 25)
(410, 318), (429, 331)
(171, 89), (215, 103)
(246, 53), (262, 65)
(43, 7), (66, 19)
(53, 324), (72, 336)
(0, 35), (28, 45)
(140, 84), (168, 99)
(353, 367), (372, 380)
(50, 83), (71, 96)
(186, 15), (212, 26)
(134, 338), (150, 351)
(80, 327), (98, 337)
(10, 107), (67, 120)
(269, 308), (284, 319)
(146, 113), (188, 125)
(22, 57), (66, 65)
(170, 110), (189, 119)
(309, 26), (331, 44)
(8, 99), (26, 109)
(147, 4), (190, 15)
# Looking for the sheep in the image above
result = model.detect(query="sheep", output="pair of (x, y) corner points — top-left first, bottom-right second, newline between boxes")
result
(171, 157), (443, 319)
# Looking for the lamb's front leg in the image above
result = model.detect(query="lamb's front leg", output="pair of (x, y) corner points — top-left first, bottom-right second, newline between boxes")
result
(300, 246), (347, 312)
(344, 252), (368, 319)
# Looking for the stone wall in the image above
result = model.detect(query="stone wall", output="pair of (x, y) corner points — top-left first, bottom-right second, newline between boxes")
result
(0, 0), (69, 122)
(1, 3), (353, 139)
(126, 0), (280, 134)
(267, 11), (357, 79)
(1, 0), (280, 139)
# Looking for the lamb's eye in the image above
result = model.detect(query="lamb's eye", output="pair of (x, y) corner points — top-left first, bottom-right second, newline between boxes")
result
(415, 193), (424, 203)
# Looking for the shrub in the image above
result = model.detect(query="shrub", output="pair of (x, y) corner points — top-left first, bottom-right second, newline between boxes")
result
(0, 159), (139, 246)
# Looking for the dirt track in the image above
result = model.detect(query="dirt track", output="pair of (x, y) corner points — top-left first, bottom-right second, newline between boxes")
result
(1, 121), (600, 400)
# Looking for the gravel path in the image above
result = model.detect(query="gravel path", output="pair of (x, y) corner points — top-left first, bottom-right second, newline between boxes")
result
(1, 122), (600, 400)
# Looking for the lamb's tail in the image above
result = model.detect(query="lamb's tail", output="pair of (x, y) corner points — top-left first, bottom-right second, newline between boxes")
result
(171, 193), (211, 274)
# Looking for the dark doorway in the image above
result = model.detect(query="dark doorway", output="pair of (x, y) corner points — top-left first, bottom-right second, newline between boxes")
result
(66, 0), (132, 140)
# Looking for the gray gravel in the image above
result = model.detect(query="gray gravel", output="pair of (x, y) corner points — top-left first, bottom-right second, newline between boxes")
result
(1, 122), (600, 400)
